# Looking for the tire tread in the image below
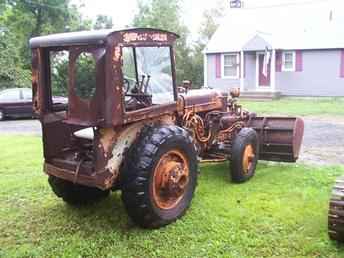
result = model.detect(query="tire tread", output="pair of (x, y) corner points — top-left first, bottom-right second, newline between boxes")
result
(121, 124), (198, 229)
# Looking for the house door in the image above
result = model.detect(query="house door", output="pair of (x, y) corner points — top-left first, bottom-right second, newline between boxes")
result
(258, 53), (271, 88)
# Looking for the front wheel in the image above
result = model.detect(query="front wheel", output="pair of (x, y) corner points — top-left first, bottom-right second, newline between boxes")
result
(229, 128), (259, 183)
(121, 125), (198, 229)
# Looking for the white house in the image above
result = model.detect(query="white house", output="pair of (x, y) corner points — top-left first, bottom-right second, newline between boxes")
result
(204, 2), (344, 97)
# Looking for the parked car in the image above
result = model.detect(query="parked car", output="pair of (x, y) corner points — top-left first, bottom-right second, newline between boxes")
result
(0, 88), (67, 121)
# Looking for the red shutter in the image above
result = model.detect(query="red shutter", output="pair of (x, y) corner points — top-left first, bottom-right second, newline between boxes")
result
(276, 51), (282, 72)
(340, 49), (344, 78)
(295, 50), (303, 72)
(215, 54), (221, 78)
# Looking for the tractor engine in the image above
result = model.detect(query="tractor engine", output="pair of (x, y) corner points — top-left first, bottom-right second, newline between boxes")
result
(180, 88), (304, 163)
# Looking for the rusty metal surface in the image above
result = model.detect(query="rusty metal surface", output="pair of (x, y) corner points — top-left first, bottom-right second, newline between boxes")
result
(182, 89), (226, 113)
(242, 144), (255, 174)
(66, 46), (106, 126)
(43, 115), (177, 189)
(32, 29), (179, 128)
(32, 28), (181, 189)
(152, 149), (189, 210)
(44, 123), (137, 189)
(29, 28), (179, 49)
(108, 29), (179, 127)
(247, 117), (304, 162)
(104, 122), (145, 183)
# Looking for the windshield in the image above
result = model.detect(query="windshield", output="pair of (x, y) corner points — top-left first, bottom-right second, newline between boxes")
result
(122, 46), (175, 106)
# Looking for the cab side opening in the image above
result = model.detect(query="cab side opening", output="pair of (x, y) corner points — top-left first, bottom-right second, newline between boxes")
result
(36, 46), (106, 185)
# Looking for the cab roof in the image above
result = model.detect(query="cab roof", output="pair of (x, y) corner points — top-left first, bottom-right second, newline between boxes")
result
(29, 28), (179, 49)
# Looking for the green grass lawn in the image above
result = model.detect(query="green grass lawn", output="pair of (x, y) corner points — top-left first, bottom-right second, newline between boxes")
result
(1, 136), (344, 258)
(240, 98), (344, 117)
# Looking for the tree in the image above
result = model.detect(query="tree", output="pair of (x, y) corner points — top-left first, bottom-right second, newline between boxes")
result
(0, 0), (91, 89)
(93, 14), (113, 30)
(3, 0), (91, 68)
(0, 0), (6, 16)
(0, 31), (31, 89)
(189, 1), (227, 87)
(132, 0), (193, 85)
(198, 1), (226, 46)
(0, 3), (31, 89)
(7, 0), (70, 37)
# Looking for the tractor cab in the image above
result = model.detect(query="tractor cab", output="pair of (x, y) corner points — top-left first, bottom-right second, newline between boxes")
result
(30, 28), (179, 128)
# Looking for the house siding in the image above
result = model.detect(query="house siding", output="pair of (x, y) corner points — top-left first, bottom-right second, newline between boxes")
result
(207, 53), (256, 91)
(276, 50), (344, 97)
(207, 50), (344, 97)
(207, 54), (240, 91)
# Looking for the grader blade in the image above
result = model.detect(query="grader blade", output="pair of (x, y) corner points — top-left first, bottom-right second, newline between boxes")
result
(247, 117), (304, 162)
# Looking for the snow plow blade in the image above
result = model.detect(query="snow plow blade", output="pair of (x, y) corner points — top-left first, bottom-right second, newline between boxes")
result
(247, 117), (304, 162)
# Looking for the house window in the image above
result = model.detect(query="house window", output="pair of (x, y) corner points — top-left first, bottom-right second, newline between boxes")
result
(282, 51), (295, 71)
(222, 54), (239, 78)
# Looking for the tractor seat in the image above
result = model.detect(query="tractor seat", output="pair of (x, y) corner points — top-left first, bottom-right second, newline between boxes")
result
(74, 127), (94, 140)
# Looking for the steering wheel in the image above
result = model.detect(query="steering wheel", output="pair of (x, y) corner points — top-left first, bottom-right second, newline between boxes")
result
(124, 75), (153, 109)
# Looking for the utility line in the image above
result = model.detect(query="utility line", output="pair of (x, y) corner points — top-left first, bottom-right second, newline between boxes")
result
(240, 0), (334, 10)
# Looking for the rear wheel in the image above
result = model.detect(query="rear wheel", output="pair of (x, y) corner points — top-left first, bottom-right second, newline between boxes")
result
(329, 176), (344, 242)
(230, 128), (259, 183)
(48, 176), (110, 205)
(121, 125), (198, 229)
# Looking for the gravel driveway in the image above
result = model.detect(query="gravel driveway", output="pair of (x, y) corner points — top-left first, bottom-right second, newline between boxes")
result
(299, 116), (344, 165)
(0, 119), (41, 136)
(0, 117), (343, 166)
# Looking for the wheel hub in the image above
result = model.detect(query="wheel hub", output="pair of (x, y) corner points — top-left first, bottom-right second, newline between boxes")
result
(152, 150), (189, 210)
(242, 144), (255, 174)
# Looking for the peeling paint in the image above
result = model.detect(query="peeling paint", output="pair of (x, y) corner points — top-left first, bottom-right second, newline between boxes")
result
(99, 128), (117, 154)
(151, 33), (168, 42)
(123, 32), (147, 43)
(106, 123), (145, 175)
(113, 46), (121, 62)
(122, 32), (168, 43)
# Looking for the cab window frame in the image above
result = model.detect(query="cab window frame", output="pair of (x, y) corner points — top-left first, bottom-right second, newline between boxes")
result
(121, 44), (177, 114)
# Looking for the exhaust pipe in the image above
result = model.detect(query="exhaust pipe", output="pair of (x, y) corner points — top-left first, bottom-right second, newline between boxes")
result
(247, 117), (304, 162)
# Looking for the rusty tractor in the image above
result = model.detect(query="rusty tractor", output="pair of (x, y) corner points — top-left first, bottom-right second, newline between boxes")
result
(30, 28), (304, 229)
(328, 176), (344, 242)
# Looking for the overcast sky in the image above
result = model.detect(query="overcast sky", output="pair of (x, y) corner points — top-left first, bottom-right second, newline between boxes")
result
(71, 0), (343, 39)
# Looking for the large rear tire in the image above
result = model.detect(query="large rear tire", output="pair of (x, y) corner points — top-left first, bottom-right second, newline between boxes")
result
(329, 176), (344, 242)
(230, 128), (259, 183)
(48, 176), (110, 205)
(121, 125), (198, 229)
